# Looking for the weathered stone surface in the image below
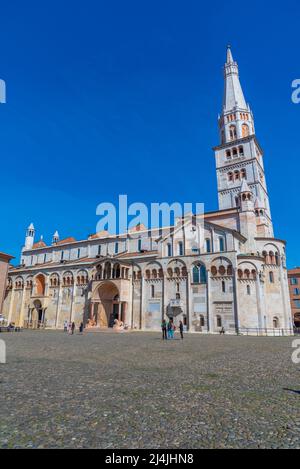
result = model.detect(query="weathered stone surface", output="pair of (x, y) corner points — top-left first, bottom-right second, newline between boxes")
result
(0, 331), (299, 449)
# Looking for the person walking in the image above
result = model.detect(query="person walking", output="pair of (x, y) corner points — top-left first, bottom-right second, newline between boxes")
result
(63, 320), (68, 332)
(79, 322), (84, 334)
(167, 319), (173, 339)
(161, 319), (167, 340)
(171, 321), (176, 339)
(179, 320), (184, 340)
(71, 322), (75, 335)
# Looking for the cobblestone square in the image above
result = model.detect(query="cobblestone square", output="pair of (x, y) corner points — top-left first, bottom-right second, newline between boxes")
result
(0, 331), (299, 449)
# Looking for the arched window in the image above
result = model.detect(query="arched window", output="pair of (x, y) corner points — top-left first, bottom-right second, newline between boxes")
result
(167, 243), (172, 257)
(241, 169), (247, 179)
(219, 237), (225, 252)
(193, 265), (206, 284)
(229, 125), (237, 141)
(269, 271), (274, 283)
(269, 251), (275, 265)
(178, 241), (184, 256)
(216, 315), (222, 328)
(226, 150), (231, 159)
(200, 315), (205, 327)
(273, 317), (279, 328)
(234, 170), (240, 180)
(115, 243), (119, 254)
(151, 285), (155, 298)
(239, 146), (244, 156)
(232, 148), (238, 157)
(193, 265), (200, 284)
(247, 285), (251, 295)
(228, 172), (234, 182)
(138, 239), (142, 252)
(206, 238), (211, 253)
(222, 281), (226, 293)
(242, 123), (249, 138)
(174, 267), (180, 277)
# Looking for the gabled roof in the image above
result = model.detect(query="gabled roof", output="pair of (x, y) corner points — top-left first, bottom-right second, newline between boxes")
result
(56, 237), (76, 245)
(32, 240), (47, 249)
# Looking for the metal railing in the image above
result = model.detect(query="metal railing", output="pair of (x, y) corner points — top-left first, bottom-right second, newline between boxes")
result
(238, 327), (298, 337)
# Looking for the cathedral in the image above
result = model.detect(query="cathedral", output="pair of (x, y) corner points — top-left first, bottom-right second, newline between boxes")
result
(3, 47), (293, 334)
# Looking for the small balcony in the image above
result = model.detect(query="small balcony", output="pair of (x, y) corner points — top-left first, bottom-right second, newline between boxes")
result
(169, 299), (183, 309)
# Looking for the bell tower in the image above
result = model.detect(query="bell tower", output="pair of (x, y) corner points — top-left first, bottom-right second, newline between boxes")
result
(214, 46), (273, 237)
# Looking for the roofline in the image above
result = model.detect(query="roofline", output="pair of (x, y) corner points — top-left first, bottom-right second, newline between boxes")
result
(254, 237), (287, 245)
(0, 252), (15, 262)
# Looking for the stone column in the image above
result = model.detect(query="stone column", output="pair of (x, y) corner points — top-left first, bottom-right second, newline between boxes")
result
(206, 269), (212, 333)
(18, 283), (27, 327)
(255, 275), (263, 330)
(232, 268), (240, 335)
(55, 282), (63, 329)
(8, 286), (15, 324)
(70, 284), (76, 323)
(186, 271), (193, 332)
(163, 273), (168, 322)
(140, 276), (146, 330)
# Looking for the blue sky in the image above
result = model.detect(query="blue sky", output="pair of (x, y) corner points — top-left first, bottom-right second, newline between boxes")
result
(0, 0), (299, 267)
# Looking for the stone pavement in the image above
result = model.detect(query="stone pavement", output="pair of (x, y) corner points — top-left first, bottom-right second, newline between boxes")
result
(0, 330), (299, 449)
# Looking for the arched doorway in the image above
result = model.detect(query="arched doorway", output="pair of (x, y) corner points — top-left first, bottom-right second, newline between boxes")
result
(33, 300), (46, 328)
(90, 282), (126, 328)
(294, 313), (300, 328)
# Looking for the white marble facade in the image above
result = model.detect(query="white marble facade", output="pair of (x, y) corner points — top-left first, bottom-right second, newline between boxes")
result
(3, 48), (293, 334)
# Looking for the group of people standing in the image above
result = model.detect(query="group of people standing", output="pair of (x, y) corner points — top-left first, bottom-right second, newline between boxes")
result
(161, 319), (184, 340)
(63, 321), (84, 335)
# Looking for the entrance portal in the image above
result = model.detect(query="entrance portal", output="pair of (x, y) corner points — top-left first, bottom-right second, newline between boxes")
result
(90, 282), (126, 328)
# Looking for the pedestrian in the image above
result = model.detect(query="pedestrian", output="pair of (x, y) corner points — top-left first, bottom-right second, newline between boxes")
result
(63, 320), (68, 332)
(179, 320), (184, 340)
(161, 319), (167, 340)
(171, 321), (176, 339)
(220, 326), (225, 335)
(79, 322), (84, 334)
(71, 322), (75, 335)
(167, 320), (173, 339)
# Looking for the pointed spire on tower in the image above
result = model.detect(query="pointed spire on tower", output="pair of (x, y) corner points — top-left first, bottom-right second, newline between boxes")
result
(223, 45), (247, 112)
(240, 179), (251, 194)
(24, 223), (35, 250)
(226, 45), (234, 64)
(52, 230), (59, 244)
